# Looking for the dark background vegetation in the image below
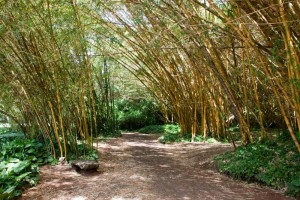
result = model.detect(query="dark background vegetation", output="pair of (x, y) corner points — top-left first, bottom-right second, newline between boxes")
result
(116, 99), (163, 131)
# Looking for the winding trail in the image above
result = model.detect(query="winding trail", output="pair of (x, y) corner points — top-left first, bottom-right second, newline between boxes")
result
(21, 133), (293, 200)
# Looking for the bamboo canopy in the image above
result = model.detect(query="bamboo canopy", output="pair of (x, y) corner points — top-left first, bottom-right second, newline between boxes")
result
(0, 0), (299, 153)
(93, 0), (300, 152)
(0, 0), (117, 158)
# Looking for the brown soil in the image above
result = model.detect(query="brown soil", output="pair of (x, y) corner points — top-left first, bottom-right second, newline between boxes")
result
(20, 133), (294, 200)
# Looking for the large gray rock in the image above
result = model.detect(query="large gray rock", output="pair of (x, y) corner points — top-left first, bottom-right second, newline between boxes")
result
(71, 160), (99, 171)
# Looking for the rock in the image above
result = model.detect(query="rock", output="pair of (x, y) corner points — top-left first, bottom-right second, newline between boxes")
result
(58, 157), (66, 165)
(71, 160), (99, 171)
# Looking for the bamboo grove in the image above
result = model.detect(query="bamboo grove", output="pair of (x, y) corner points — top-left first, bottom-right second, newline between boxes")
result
(0, 0), (117, 159)
(0, 0), (300, 154)
(92, 0), (300, 152)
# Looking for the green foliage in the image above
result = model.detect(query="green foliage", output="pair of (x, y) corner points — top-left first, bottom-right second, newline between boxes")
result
(138, 124), (181, 143)
(0, 136), (53, 199)
(67, 143), (99, 161)
(139, 124), (218, 144)
(138, 124), (179, 133)
(158, 124), (181, 143)
(0, 0), (119, 159)
(139, 124), (170, 134)
(117, 99), (163, 130)
(180, 133), (218, 144)
(0, 127), (12, 135)
(214, 133), (300, 198)
(0, 131), (102, 199)
(0, 128), (24, 142)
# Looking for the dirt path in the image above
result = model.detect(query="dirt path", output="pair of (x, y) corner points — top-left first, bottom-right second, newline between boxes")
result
(21, 133), (293, 200)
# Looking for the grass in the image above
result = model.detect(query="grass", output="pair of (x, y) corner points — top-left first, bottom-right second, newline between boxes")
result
(214, 132), (300, 198)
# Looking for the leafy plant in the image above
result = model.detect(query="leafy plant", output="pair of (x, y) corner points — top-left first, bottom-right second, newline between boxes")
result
(214, 133), (300, 198)
(0, 136), (53, 199)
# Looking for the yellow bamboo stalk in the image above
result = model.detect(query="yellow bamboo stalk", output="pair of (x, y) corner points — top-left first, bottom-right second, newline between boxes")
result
(48, 101), (63, 158)
(246, 49), (266, 138)
(242, 49), (250, 128)
(56, 89), (67, 159)
(81, 83), (91, 147)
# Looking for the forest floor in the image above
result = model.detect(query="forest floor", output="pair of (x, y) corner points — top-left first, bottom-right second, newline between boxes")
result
(20, 133), (294, 200)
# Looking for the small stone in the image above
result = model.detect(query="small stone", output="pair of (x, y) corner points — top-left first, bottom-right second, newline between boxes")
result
(58, 157), (66, 165)
(71, 160), (99, 171)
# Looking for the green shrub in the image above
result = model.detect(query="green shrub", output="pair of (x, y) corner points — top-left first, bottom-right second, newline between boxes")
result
(117, 99), (163, 130)
(140, 124), (216, 144)
(214, 133), (300, 198)
(159, 131), (181, 143)
(138, 125), (166, 134)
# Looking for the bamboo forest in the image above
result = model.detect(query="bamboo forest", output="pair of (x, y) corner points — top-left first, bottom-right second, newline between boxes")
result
(0, 0), (300, 199)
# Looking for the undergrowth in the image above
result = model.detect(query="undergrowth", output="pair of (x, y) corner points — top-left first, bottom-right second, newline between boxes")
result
(0, 129), (100, 199)
(214, 132), (300, 198)
(138, 124), (178, 134)
(0, 127), (13, 135)
(139, 124), (219, 144)
(117, 99), (163, 130)
(67, 143), (99, 161)
(0, 136), (54, 199)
